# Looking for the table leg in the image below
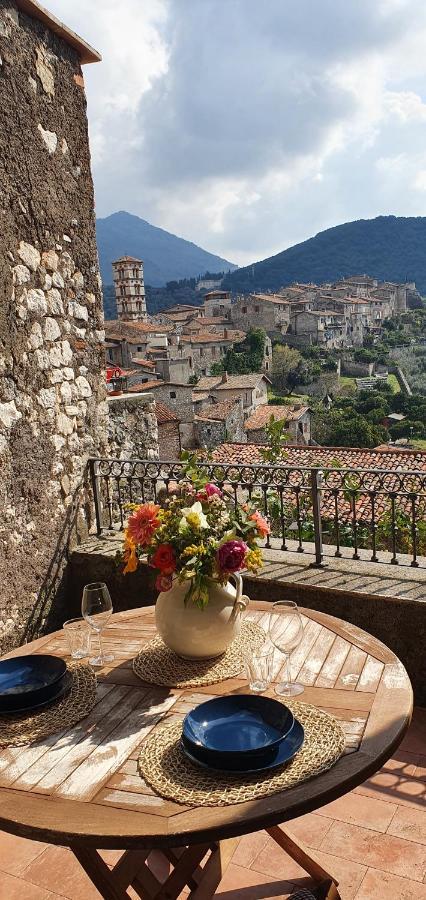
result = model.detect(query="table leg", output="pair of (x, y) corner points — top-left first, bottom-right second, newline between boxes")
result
(267, 825), (341, 899)
(70, 838), (239, 900)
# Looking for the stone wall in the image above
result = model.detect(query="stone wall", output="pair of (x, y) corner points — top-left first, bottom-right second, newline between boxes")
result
(158, 421), (181, 459)
(0, 1), (106, 649)
(107, 393), (159, 460)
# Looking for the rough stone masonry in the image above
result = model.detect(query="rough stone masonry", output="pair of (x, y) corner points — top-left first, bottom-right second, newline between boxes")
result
(0, 1), (108, 648)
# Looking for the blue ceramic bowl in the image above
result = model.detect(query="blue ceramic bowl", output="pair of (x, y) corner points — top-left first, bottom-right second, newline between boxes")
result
(182, 719), (305, 774)
(183, 694), (294, 757)
(0, 655), (67, 713)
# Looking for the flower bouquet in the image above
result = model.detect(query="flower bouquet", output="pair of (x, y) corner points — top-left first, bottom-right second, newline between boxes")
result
(122, 467), (269, 610)
(121, 459), (271, 657)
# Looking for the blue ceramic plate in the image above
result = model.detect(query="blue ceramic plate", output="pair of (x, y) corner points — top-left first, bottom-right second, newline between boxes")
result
(182, 719), (305, 774)
(183, 694), (294, 757)
(0, 671), (72, 716)
(0, 655), (67, 713)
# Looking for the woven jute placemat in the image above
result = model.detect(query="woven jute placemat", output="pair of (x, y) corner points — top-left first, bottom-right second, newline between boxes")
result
(138, 701), (345, 807)
(0, 663), (97, 749)
(132, 621), (265, 689)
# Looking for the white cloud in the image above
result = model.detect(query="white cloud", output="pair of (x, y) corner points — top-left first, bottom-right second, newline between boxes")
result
(49, 0), (426, 265)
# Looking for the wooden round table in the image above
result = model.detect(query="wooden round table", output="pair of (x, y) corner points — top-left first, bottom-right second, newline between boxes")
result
(0, 603), (412, 900)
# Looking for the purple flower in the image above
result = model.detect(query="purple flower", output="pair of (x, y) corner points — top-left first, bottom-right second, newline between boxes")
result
(217, 540), (248, 573)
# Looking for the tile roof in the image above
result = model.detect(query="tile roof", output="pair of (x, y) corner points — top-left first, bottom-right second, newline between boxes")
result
(193, 376), (222, 390)
(192, 391), (210, 402)
(112, 255), (142, 263)
(131, 358), (156, 368)
(249, 294), (290, 305)
(180, 330), (246, 344)
(245, 404), (309, 431)
(155, 400), (179, 423)
(215, 373), (271, 390)
(196, 399), (240, 422)
(210, 442), (426, 470)
(127, 379), (164, 392)
(195, 373), (271, 391)
(209, 443), (426, 522)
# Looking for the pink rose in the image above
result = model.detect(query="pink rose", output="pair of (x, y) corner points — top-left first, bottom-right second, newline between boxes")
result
(205, 483), (223, 497)
(155, 574), (173, 592)
(196, 483), (223, 502)
(217, 540), (248, 574)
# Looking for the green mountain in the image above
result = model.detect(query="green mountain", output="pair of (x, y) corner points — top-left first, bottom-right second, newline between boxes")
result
(222, 216), (426, 294)
(96, 211), (237, 287)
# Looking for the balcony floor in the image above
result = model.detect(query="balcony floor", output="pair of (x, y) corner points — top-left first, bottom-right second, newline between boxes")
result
(0, 707), (424, 900)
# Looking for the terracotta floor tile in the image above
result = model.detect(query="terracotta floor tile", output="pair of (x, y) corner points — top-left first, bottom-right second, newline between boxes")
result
(317, 792), (397, 832)
(354, 867), (426, 899)
(0, 830), (46, 877)
(0, 871), (59, 900)
(21, 846), (103, 899)
(216, 862), (294, 899)
(250, 837), (308, 881)
(323, 820), (426, 881)
(309, 850), (366, 900)
(355, 773), (426, 811)
(98, 848), (123, 867)
(280, 814), (333, 851)
(387, 805), (426, 846)
(231, 831), (269, 868)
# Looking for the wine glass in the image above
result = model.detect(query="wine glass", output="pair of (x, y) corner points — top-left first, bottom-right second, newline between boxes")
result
(82, 582), (114, 666)
(268, 601), (304, 697)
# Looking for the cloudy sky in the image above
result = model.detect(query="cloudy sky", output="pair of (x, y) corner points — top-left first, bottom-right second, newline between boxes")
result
(49, 0), (426, 266)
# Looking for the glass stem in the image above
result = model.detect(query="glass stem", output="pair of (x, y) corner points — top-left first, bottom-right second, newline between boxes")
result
(98, 629), (103, 661)
(283, 653), (291, 687)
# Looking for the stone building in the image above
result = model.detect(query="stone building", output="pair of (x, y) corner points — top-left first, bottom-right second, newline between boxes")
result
(148, 381), (196, 447)
(203, 290), (232, 318)
(0, 0), (107, 648)
(195, 398), (245, 449)
(244, 404), (311, 444)
(193, 372), (271, 418)
(179, 328), (246, 376)
(155, 400), (181, 459)
(231, 294), (290, 334)
(112, 255), (147, 321)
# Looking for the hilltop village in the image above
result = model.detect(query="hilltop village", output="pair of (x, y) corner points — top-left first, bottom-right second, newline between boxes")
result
(104, 257), (425, 456)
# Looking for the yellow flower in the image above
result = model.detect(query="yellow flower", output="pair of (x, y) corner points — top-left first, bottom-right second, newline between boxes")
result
(245, 548), (263, 573)
(182, 543), (207, 558)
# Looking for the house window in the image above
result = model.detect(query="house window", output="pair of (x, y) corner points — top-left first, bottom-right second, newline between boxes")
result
(242, 306), (247, 313)
(200, 348), (204, 356)
(255, 306), (259, 313)
(170, 391), (176, 399)
(120, 286), (126, 296)
(265, 345), (269, 356)
(137, 346), (142, 351)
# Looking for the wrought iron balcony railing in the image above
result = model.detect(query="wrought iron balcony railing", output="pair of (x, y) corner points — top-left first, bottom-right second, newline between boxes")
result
(88, 457), (426, 568)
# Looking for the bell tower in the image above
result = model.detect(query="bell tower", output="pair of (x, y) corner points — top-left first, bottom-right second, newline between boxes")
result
(112, 256), (147, 320)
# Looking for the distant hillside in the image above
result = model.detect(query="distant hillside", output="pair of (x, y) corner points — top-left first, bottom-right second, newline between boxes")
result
(222, 216), (426, 294)
(96, 211), (237, 287)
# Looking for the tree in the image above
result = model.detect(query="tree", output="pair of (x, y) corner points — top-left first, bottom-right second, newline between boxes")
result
(272, 345), (302, 391)
(212, 329), (266, 375)
(312, 408), (387, 448)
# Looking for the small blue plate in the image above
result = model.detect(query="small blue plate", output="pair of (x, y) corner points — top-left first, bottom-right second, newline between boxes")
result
(182, 719), (305, 774)
(0, 655), (67, 713)
(183, 694), (294, 757)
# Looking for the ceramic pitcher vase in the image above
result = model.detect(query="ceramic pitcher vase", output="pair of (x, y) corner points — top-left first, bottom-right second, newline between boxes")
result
(155, 574), (250, 659)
